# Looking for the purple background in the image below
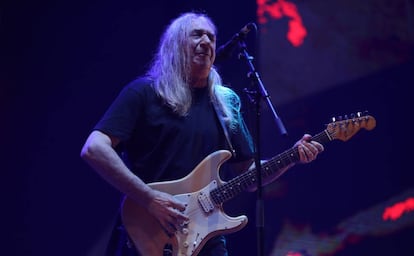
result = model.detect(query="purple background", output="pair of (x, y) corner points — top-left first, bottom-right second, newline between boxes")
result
(3, 0), (414, 255)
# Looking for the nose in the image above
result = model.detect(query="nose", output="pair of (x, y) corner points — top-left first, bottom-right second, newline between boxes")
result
(200, 33), (212, 44)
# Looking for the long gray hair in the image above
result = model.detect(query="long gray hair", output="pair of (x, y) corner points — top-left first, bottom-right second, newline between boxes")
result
(146, 12), (241, 130)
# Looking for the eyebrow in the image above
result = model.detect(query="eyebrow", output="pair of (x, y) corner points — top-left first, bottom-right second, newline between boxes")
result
(192, 29), (216, 39)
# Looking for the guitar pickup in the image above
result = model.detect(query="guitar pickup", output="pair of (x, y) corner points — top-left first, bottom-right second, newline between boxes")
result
(197, 181), (217, 213)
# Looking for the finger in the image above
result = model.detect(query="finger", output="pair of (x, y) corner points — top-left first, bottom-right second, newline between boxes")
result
(302, 143), (314, 158)
(307, 140), (322, 155)
(172, 201), (187, 212)
(298, 145), (307, 162)
(170, 199), (189, 219)
(171, 208), (190, 223)
(167, 212), (188, 233)
(307, 145), (318, 158)
(302, 134), (312, 141)
(161, 219), (176, 237)
(166, 213), (187, 235)
(166, 194), (186, 211)
(311, 141), (324, 152)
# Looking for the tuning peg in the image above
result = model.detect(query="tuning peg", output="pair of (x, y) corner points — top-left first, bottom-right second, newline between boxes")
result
(356, 111), (370, 117)
(344, 114), (349, 120)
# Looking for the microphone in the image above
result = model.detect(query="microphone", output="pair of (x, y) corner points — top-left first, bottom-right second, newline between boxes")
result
(215, 22), (256, 62)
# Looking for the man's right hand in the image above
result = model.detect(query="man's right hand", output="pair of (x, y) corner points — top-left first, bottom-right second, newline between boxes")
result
(146, 190), (190, 236)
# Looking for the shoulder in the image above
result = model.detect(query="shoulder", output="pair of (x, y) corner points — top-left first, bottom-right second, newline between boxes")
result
(123, 76), (155, 94)
(115, 76), (159, 102)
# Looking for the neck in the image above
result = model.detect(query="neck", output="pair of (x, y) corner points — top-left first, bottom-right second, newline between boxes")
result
(190, 77), (208, 88)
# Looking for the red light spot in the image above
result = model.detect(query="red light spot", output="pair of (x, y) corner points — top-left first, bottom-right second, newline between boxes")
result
(286, 252), (303, 256)
(382, 197), (414, 221)
(257, 0), (307, 47)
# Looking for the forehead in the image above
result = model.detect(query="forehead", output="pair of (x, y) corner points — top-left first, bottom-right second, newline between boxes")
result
(190, 17), (215, 34)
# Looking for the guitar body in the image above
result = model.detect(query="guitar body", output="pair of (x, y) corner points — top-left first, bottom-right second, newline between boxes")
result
(121, 150), (248, 256)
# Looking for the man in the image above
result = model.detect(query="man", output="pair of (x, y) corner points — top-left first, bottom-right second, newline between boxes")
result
(80, 12), (323, 256)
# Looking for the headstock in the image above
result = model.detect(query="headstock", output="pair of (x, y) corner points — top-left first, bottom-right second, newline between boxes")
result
(326, 112), (376, 142)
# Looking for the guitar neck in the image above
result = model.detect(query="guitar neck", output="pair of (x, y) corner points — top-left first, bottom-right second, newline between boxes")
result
(210, 129), (332, 205)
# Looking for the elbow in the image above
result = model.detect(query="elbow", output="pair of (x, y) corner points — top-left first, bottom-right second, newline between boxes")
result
(80, 138), (100, 162)
(80, 143), (92, 161)
(80, 130), (114, 162)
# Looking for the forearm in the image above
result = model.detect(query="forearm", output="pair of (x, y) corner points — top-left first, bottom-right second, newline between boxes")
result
(247, 160), (295, 192)
(231, 159), (293, 192)
(80, 131), (153, 206)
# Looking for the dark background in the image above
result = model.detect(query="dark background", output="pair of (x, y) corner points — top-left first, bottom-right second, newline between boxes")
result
(3, 0), (414, 255)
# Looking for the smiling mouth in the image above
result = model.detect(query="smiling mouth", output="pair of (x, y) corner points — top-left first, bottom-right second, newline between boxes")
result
(196, 52), (210, 57)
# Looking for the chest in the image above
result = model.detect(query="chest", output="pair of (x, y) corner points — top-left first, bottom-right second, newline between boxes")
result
(142, 94), (222, 143)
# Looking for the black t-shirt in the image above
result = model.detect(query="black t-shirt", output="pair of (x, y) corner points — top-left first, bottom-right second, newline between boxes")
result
(94, 77), (253, 183)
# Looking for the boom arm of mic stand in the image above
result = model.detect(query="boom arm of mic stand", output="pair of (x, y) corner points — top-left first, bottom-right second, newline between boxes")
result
(239, 46), (288, 136)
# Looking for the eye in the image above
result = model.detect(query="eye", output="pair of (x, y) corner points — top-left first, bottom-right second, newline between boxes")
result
(206, 33), (216, 42)
(191, 31), (203, 38)
(191, 30), (215, 42)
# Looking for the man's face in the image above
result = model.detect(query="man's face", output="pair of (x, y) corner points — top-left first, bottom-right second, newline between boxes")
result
(188, 17), (216, 85)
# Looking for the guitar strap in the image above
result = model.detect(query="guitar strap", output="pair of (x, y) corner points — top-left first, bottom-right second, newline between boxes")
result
(212, 100), (237, 158)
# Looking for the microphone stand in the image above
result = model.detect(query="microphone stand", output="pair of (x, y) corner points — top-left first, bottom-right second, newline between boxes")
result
(237, 34), (287, 256)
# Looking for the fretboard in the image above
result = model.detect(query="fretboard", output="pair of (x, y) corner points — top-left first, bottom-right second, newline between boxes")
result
(210, 129), (333, 205)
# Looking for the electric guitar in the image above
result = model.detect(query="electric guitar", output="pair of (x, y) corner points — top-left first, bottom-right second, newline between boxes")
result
(121, 113), (376, 256)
